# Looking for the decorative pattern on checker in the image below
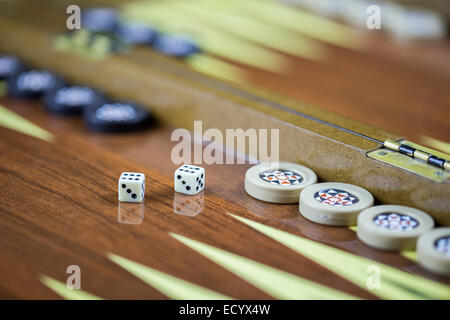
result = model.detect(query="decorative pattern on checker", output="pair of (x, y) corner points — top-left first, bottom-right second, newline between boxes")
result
(372, 213), (419, 231)
(434, 236), (450, 256)
(259, 169), (303, 186)
(314, 189), (359, 207)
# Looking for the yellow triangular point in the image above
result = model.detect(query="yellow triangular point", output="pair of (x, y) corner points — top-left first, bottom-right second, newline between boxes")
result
(108, 253), (231, 300)
(220, 0), (361, 49)
(186, 54), (248, 84)
(121, 2), (289, 72)
(0, 105), (53, 142)
(165, 0), (324, 61)
(170, 233), (357, 300)
(227, 213), (450, 300)
(401, 250), (418, 261)
(40, 275), (102, 300)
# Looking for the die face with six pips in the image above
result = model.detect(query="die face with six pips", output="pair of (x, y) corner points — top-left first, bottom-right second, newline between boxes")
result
(174, 165), (205, 195)
(118, 172), (145, 203)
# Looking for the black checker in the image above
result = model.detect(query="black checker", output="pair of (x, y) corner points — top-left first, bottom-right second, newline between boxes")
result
(7, 70), (63, 98)
(84, 101), (153, 133)
(43, 85), (105, 115)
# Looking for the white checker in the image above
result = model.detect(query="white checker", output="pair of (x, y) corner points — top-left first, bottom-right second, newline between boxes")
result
(245, 162), (317, 204)
(299, 182), (373, 226)
(357, 205), (434, 251)
(417, 228), (450, 276)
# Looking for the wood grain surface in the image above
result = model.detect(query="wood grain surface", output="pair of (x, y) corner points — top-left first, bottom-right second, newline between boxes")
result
(3, 0), (450, 144)
(0, 98), (449, 300)
(0, 0), (449, 300)
(2, 0), (449, 224)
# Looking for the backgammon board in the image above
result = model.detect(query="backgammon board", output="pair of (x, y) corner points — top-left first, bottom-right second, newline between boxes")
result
(0, 0), (449, 303)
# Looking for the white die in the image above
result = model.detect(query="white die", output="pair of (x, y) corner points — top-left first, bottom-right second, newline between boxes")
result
(118, 172), (145, 202)
(174, 165), (205, 195)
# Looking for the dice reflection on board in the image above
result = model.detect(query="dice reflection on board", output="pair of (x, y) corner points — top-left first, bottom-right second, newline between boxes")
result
(174, 165), (205, 195)
(118, 172), (145, 202)
(173, 192), (204, 217)
(118, 201), (144, 225)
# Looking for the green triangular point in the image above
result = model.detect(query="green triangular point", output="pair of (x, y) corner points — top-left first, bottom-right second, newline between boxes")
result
(40, 275), (102, 300)
(170, 233), (357, 300)
(108, 253), (231, 300)
(121, 2), (289, 72)
(186, 54), (248, 84)
(227, 213), (450, 300)
(401, 250), (417, 261)
(0, 105), (53, 142)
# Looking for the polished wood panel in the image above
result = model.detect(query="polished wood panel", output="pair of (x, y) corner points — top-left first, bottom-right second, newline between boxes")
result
(0, 98), (448, 300)
(1, 1), (449, 223)
(0, 0), (449, 299)
(5, 0), (450, 143)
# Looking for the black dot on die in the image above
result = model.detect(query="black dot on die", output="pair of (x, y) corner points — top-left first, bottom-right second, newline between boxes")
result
(195, 168), (200, 170)
(182, 181), (186, 185)
(190, 171), (194, 173)
(129, 174), (134, 176)
(201, 174), (204, 178)
(132, 194), (137, 199)
(196, 186), (199, 191)
(136, 174), (141, 177)
(186, 186), (191, 191)
(123, 173), (128, 176)
(127, 189), (132, 193)
(201, 183), (204, 187)
(196, 177), (199, 182)
(122, 184), (126, 188)
(177, 175), (181, 179)
(134, 178), (139, 180)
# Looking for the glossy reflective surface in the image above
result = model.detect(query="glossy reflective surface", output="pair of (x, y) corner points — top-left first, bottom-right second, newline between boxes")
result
(0, 98), (449, 300)
(118, 201), (145, 225)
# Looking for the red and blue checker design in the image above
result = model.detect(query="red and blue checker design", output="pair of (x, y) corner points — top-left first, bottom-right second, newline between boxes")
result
(372, 213), (419, 231)
(259, 169), (303, 186)
(434, 236), (450, 256)
(314, 189), (359, 206)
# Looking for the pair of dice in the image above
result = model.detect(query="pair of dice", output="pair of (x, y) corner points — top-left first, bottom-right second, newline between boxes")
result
(118, 165), (205, 202)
